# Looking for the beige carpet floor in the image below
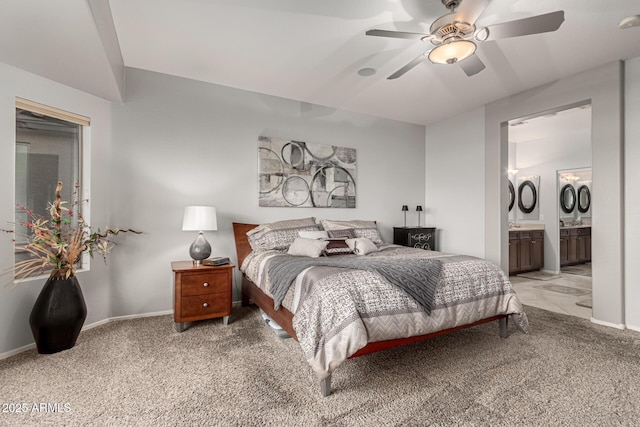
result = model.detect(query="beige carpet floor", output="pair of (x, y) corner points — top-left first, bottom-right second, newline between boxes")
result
(1, 305), (639, 426)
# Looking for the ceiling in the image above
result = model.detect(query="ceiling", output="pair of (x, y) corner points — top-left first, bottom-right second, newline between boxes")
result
(1, 0), (640, 127)
(508, 104), (592, 144)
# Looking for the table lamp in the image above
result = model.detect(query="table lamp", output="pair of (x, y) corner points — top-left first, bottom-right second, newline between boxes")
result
(182, 206), (217, 265)
(416, 205), (423, 227)
(402, 205), (408, 227)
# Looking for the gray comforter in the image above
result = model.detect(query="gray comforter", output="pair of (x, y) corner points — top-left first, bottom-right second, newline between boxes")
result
(242, 245), (529, 380)
(264, 251), (442, 314)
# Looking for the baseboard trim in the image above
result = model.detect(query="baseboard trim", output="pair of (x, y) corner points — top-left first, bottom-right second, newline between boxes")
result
(83, 310), (174, 330)
(590, 317), (626, 330)
(1, 309), (174, 361)
(626, 324), (640, 333)
(0, 342), (37, 360)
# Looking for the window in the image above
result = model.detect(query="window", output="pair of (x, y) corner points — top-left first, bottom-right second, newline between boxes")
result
(14, 98), (90, 276)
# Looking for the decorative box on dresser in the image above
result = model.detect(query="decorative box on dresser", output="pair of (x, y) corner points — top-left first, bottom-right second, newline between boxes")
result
(171, 261), (234, 332)
(393, 227), (437, 250)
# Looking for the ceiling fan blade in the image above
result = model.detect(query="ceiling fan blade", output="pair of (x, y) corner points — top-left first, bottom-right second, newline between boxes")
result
(478, 11), (564, 41)
(459, 54), (486, 76)
(366, 29), (431, 40)
(387, 53), (428, 79)
(454, 0), (490, 25)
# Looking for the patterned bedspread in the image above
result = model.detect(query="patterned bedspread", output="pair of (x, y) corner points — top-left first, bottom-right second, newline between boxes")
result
(241, 245), (529, 379)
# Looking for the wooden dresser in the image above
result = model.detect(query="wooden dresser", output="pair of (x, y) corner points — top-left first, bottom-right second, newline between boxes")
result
(171, 261), (234, 332)
(393, 227), (437, 250)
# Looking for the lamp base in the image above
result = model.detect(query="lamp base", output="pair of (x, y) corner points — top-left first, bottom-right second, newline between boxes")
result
(189, 232), (212, 264)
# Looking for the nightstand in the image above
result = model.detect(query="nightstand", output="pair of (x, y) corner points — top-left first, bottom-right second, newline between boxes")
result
(393, 227), (437, 250)
(171, 261), (234, 332)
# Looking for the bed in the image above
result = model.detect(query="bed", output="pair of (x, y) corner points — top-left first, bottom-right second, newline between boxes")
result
(233, 220), (528, 397)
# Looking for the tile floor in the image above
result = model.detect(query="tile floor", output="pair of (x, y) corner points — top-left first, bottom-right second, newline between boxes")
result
(510, 264), (592, 320)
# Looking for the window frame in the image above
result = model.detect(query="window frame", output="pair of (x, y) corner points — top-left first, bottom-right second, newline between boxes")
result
(14, 98), (92, 281)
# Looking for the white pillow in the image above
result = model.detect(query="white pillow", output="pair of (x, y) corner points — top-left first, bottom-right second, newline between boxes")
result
(298, 230), (329, 240)
(287, 238), (329, 258)
(346, 238), (379, 256)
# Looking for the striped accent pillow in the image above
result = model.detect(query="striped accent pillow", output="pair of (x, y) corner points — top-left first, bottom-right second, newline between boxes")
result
(321, 220), (382, 244)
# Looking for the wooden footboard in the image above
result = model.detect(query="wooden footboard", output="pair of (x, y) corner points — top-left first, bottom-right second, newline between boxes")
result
(232, 222), (508, 397)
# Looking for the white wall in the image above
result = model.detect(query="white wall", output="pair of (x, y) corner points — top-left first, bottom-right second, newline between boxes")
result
(425, 106), (485, 257)
(0, 62), (113, 356)
(426, 61), (628, 328)
(108, 67), (426, 316)
(513, 129), (591, 273)
(625, 56), (640, 331)
(485, 62), (624, 328)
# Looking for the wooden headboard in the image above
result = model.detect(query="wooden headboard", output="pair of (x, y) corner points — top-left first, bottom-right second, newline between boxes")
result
(232, 222), (258, 268)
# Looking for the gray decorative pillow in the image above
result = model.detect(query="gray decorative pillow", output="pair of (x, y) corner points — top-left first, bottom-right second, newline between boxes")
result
(247, 217), (321, 251)
(287, 237), (329, 258)
(321, 220), (382, 244)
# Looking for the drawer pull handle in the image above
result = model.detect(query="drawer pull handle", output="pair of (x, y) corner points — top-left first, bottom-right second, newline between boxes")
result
(531, 241), (536, 244)
(203, 282), (209, 287)
(203, 302), (209, 308)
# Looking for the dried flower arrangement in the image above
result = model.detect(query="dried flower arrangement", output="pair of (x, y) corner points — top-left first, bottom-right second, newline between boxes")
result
(2, 181), (140, 282)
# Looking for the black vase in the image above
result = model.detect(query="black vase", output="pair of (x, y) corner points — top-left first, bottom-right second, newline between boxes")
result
(29, 274), (87, 354)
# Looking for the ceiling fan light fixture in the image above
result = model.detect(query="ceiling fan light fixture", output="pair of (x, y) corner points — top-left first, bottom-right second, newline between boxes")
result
(428, 39), (476, 65)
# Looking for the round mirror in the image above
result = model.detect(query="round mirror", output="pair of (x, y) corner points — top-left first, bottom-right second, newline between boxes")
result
(508, 181), (515, 212)
(577, 185), (591, 213)
(560, 184), (576, 213)
(518, 180), (537, 214)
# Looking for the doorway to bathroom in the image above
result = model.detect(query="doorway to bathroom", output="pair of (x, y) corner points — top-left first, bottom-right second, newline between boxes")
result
(507, 104), (592, 319)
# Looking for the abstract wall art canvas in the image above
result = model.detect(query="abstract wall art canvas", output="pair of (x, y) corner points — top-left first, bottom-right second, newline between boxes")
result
(258, 136), (356, 208)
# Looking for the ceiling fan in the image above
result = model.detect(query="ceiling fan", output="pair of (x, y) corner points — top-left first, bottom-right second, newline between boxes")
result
(366, 0), (564, 79)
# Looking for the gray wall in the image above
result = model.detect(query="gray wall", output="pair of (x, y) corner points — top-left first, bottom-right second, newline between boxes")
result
(425, 107), (485, 258)
(0, 61), (113, 356)
(486, 62), (624, 328)
(108, 68), (426, 316)
(426, 61), (628, 329)
(625, 56), (640, 331)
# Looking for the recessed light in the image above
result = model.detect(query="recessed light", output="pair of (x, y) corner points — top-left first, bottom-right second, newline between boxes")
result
(619, 15), (640, 29)
(357, 67), (376, 77)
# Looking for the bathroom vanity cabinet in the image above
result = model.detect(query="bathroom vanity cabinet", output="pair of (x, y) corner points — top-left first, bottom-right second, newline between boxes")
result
(509, 229), (544, 275)
(560, 226), (591, 266)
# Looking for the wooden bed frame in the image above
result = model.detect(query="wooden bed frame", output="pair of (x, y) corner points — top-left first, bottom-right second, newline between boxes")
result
(232, 222), (508, 397)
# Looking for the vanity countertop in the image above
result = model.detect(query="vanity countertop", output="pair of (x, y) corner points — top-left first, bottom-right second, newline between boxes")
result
(509, 224), (545, 231)
(560, 225), (591, 229)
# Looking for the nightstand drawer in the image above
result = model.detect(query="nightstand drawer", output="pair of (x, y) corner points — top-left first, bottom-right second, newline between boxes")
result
(172, 261), (235, 331)
(181, 294), (228, 318)
(181, 272), (229, 296)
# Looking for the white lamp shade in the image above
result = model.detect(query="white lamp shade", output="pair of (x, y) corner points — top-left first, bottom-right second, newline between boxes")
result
(182, 206), (218, 231)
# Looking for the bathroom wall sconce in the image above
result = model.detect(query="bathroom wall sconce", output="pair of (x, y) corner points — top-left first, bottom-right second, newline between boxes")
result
(401, 205), (408, 227)
(416, 205), (423, 227)
(560, 174), (580, 182)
